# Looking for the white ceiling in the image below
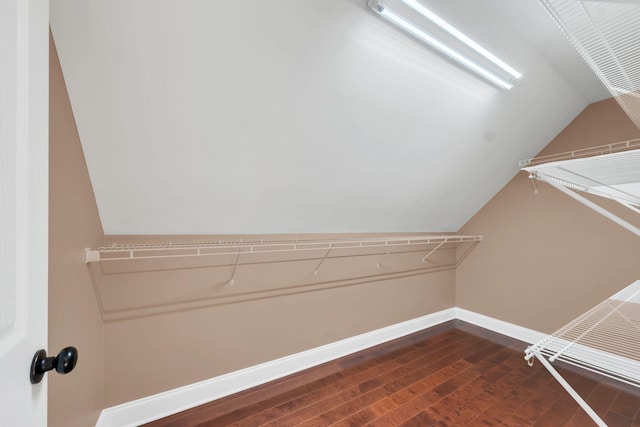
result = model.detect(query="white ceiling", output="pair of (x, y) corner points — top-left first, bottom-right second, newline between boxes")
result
(50, 0), (610, 235)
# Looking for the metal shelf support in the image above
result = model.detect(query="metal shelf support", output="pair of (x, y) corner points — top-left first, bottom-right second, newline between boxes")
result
(314, 245), (333, 276)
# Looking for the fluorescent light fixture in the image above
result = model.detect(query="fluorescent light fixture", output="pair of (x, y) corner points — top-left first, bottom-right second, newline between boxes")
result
(400, 0), (522, 80)
(368, 0), (519, 90)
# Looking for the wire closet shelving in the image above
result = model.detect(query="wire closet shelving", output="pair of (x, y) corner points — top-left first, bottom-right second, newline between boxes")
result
(86, 234), (482, 263)
(522, 140), (640, 237)
(86, 234), (483, 284)
(521, 141), (640, 427)
(524, 281), (640, 427)
(537, 0), (640, 129)
(85, 234), (482, 322)
(505, 0), (640, 416)
(525, 281), (640, 388)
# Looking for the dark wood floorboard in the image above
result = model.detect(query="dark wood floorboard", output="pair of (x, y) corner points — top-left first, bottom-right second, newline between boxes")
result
(144, 320), (640, 427)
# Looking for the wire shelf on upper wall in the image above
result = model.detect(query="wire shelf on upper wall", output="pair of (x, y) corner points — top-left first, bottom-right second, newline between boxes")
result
(519, 139), (640, 168)
(85, 234), (483, 264)
(538, 0), (640, 129)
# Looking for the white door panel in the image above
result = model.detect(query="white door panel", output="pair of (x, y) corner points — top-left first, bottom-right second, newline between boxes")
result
(0, 0), (49, 424)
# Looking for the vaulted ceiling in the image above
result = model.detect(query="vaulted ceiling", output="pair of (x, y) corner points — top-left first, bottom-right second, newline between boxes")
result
(50, 0), (610, 235)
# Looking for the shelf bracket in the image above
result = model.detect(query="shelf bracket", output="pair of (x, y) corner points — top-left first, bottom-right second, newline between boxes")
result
(377, 244), (399, 268)
(528, 173), (539, 195)
(314, 245), (333, 276)
(616, 198), (640, 215)
(229, 251), (241, 286)
(542, 176), (640, 237)
(456, 239), (481, 266)
(422, 240), (446, 263)
(534, 353), (606, 427)
(85, 249), (100, 263)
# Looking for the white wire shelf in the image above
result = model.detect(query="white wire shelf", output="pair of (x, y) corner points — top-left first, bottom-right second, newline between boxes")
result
(86, 234), (483, 263)
(538, 0), (640, 129)
(519, 139), (640, 168)
(524, 280), (640, 427)
(523, 147), (640, 206)
(87, 234), (483, 320)
(521, 144), (640, 237)
(525, 280), (640, 387)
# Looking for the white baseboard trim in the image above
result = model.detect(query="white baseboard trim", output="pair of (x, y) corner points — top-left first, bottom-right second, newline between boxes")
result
(97, 307), (638, 427)
(456, 309), (640, 392)
(454, 308), (547, 344)
(96, 308), (456, 427)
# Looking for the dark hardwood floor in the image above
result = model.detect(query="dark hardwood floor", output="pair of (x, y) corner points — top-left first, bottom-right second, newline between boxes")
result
(145, 320), (640, 426)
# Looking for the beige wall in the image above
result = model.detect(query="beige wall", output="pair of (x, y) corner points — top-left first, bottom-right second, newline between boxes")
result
(47, 45), (457, 409)
(49, 32), (639, 417)
(100, 236), (457, 405)
(49, 33), (105, 427)
(457, 98), (640, 334)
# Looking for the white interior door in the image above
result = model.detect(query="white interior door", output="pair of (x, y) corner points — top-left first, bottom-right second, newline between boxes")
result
(0, 0), (49, 424)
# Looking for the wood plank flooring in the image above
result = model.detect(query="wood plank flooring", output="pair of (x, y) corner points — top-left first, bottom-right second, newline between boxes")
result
(145, 320), (640, 426)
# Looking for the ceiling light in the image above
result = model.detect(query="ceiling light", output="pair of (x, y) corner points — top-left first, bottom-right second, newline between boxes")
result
(400, 0), (522, 80)
(368, 0), (520, 90)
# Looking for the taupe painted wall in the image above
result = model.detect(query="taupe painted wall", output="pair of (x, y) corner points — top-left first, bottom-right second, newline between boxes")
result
(47, 43), (457, 410)
(49, 33), (105, 427)
(101, 235), (457, 405)
(49, 32), (639, 417)
(457, 98), (640, 334)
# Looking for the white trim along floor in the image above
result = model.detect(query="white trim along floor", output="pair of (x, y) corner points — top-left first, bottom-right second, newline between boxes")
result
(96, 308), (549, 427)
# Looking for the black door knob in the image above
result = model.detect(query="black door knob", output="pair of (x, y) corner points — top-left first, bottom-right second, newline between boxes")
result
(30, 346), (78, 384)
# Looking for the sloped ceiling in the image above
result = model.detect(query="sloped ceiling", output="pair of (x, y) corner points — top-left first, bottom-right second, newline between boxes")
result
(49, 0), (610, 234)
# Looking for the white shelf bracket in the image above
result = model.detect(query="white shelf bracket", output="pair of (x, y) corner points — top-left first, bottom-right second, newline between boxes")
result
(229, 251), (241, 286)
(85, 249), (100, 263)
(534, 353), (607, 427)
(542, 176), (640, 237)
(616, 198), (640, 215)
(422, 240), (446, 263)
(377, 243), (399, 268)
(314, 245), (333, 276)
(456, 239), (481, 266)
(528, 173), (539, 195)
